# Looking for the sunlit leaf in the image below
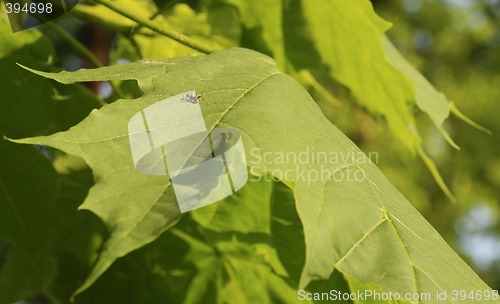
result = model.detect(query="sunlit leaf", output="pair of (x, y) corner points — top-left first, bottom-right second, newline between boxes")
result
(13, 48), (496, 302)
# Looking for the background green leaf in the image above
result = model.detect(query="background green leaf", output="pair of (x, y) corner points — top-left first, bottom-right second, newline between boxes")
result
(0, 140), (58, 303)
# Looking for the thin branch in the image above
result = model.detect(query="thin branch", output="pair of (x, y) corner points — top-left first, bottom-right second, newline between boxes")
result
(91, 0), (213, 54)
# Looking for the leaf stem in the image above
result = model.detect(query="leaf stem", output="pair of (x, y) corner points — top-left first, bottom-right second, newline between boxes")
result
(91, 0), (213, 54)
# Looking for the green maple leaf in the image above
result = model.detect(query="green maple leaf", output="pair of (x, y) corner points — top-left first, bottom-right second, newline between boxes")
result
(13, 48), (496, 302)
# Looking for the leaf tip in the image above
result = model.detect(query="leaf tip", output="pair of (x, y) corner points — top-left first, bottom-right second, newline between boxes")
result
(451, 103), (492, 135)
(16, 62), (51, 79)
(438, 128), (461, 151)
(3, 135), (19, 143)
(417, 146), (456, 203)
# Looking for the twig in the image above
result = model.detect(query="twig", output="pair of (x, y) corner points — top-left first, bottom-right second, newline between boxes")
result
(91, 0), (213, 54)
